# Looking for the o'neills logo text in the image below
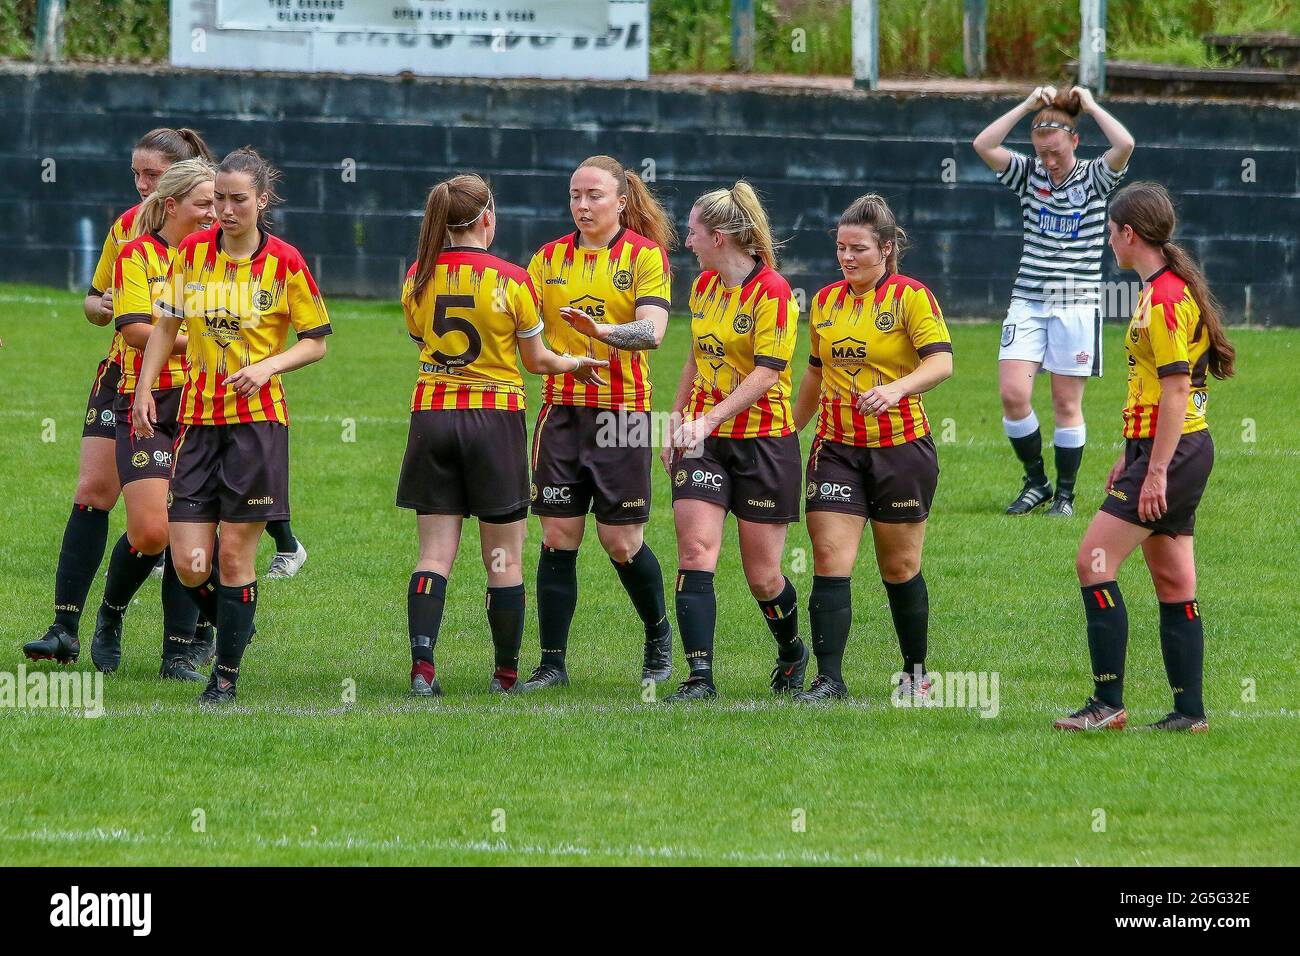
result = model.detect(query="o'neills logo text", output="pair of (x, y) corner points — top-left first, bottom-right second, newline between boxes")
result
(246, 496), (275, 506)
(50, 886), (151, 936)
(621, 498), (647, 509)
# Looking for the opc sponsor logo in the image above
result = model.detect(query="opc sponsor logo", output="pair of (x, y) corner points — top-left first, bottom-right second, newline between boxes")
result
(542, 486), (572, 502)
(153, 450), (172, 467)
(690, 470), (724, 489)
(818, 481), (852, 501)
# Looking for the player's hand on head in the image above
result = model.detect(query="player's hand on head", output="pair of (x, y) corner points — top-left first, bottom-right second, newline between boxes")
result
(1071, 86), (1096, 112)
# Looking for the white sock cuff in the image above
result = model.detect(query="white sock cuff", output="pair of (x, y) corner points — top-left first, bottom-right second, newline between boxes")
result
(1054, 425), (1087, 449)
(1002, 412), (1040, 439)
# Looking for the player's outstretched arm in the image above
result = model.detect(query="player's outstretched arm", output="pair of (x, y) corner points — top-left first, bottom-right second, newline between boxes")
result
(517, 332), (608, 385)
(972, 85), (1055, 173)
(560, 302), (669, 351)
(1072, 86), (1135, 173)
(225, 336), (328, 399)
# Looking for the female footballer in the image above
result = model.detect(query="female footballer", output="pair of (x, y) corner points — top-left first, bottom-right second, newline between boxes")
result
(93, 159), (217, 681)
(1055, 182), (1234, 733)
(792, 195), (953, 702)
(24, 127), (215, 667)
(518, 155), (677, 694)
(973, 86), (1134, 517)
(133, 148), (331, 706)
(397, 174), (606, 697)
(662, 182), (806, 702)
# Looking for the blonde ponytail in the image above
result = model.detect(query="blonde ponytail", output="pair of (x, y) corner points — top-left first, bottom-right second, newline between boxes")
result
(693, 180), (778, 268)
(133, 158), (215, 237)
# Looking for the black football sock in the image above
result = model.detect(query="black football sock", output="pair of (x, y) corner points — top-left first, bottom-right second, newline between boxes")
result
(52, 503), (110, 636)
(1053, 425), (1086, 498)
(487, 584), (526, 685)
(1159, 599), (1205, 718)
(758, 576), (802, 663)
(1005, 415), (1048, 485)
(611, 544), (670, 640)
(214, 581), (257, 683)
(1082, 581), (1128, 708)
(161, 549), (202, 659)
(675, 570), (716, 684)
(267, 519), (297, 553)
(100, 534), (162, 620)
(408, 571), (447, 666)
(537, 546), (578, 669)
(809, 575), (852, 682)
(884, 573), (929, 676)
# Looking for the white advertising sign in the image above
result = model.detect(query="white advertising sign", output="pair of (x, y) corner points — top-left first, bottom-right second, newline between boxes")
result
(217, 0), (611, 38)
(173, 0), (647, 79)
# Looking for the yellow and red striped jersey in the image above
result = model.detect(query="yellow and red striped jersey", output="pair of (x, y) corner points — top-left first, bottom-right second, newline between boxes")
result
(1122, 267), (1210, 439)
(685, 260), (799, 440)
(157, 226), (332, 426)
(808, 273), (952, 447)
(89, 203), (141, 369)
(527, 227), (670, 412)
(113, 232), (187, 395)
(403, 247), (543, 412)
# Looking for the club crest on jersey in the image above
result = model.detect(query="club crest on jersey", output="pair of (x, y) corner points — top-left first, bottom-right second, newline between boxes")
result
(1075, 351), (1091, 365)
(85, 409), (96, 426)
(167, 491), (174, 507)
(1001, 325), (1015, 347)
(612, 269), (633, 291)
(733, 313), (754, 335)
(875, 311), (895, 332)
(131, 451), (149, 469)
(253, 289), (273, 311)
(674, 470), (688, 488)
(806, 480), (817, 499)
(530, 482), (538, 502)
(1067, 184), (1087, 206)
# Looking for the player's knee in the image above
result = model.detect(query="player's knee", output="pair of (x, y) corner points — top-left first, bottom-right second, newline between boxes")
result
(73, 478), (117, 512)
(1075, 546), (1104, 584)
(746, 570), (784, 600)
(677, 538), (714, 569)
(174, 562), (207, 589)
(812, 539), (846, 574)
(542, 525), (583, 551)
(1052, 394), (1081, 422)
(602, 537), (637, 564)
(879, 555), (920, 584)
(1150, 566), (1194, 603)
(127, 520), (169, 556)
(999, 390), (1031, 420)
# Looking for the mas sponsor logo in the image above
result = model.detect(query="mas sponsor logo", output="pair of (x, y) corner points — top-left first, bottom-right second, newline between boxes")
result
(696, 334), (725, 359)
(612, 269), (633, 292)
(830, 336), (868, 364)
(569, 294), (605, 319)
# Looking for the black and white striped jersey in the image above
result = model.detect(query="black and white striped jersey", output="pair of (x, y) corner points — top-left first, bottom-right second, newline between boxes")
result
(998, 151), (1127, 306)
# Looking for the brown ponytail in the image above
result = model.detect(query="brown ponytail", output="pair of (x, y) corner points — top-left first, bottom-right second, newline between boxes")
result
(218, 147), (283, 228)
(411, 173), (493, 304)
(576, 155), (677, 255)
(1110, 181), (1235, 380)
(136, 127), (216, 164)
(838, 193), (909, 274)
(1032, 88), (1082, 136)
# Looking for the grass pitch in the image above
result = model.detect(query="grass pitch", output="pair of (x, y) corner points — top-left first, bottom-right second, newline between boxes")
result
(0, 282), (1296, 866)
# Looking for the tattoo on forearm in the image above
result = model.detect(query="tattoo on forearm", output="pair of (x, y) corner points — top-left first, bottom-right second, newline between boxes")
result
(602, 318), (658, 350)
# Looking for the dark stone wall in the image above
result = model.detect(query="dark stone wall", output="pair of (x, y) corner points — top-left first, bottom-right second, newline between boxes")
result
(2, 65), (1296, 323)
